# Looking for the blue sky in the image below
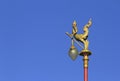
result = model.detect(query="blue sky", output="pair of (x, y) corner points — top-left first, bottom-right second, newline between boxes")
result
(0, 0), (120, 81)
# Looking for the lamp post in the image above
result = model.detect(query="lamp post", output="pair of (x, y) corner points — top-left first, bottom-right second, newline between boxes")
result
(66, 19), (92, 81)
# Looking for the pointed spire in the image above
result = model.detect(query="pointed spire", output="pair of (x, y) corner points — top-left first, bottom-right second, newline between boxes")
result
(73, 20), (77, 25)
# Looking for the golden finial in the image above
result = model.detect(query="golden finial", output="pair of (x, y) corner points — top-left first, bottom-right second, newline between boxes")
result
(72, 20), (77, 27)
(73, 20), (76, 24)
(66, 18), (92, 55)
(72, 19), (92, 50)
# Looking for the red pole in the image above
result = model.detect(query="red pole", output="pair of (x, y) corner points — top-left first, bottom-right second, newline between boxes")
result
(83, 54), (89, 81)
(84, 67), (88, 81)
(80, 50), (91, 81)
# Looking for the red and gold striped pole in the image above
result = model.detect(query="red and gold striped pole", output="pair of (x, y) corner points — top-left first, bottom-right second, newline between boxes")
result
(80, 50), (91, 81)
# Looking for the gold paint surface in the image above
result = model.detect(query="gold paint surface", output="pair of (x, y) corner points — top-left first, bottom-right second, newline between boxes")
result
(72, 19), (92, 50)
(83, 55), (89, 68)
(80, 49), (91, 56)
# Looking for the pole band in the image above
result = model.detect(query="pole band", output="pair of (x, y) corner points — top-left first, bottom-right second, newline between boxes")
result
(83, 55), (89, 68)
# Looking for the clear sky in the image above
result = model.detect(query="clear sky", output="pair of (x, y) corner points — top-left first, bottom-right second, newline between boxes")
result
(0, 0), (120, 81)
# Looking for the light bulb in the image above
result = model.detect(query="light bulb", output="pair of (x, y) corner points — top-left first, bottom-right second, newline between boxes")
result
(69, 45), (78, 61)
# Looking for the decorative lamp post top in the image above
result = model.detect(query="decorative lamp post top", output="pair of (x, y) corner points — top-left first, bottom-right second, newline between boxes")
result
(66, 18), (92, 58)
